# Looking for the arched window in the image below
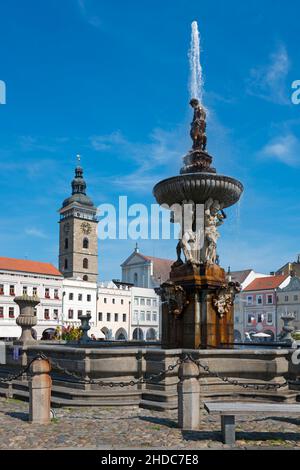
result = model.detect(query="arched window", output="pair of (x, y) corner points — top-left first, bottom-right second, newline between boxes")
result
(83, 238), (89, 249)
(64, 238), (69, 249)
(64, 259), (68, 269)
(83, 275), (88, 281)
(83, 258), (89, 269)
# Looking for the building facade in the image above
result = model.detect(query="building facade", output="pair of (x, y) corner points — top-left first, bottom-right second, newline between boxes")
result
(121, 245), (173, 288)
(0, 257), (63, 339)
(58, 161), (98, 283)
(242, 274), (290, 341)
(277, 274), (300, 335)
(96, 281), (160, 341)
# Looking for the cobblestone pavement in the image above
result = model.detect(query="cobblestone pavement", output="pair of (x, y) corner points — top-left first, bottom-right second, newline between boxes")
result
(1, 397), (300, 449)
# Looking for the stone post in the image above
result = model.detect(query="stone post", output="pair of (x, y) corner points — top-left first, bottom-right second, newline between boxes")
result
(14, 295), (40, 345)
(178, 358), (200, 430)
(29, 358), (52, 424)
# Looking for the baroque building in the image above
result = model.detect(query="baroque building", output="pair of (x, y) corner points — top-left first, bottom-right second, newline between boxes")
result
(58, 158), (98, 283)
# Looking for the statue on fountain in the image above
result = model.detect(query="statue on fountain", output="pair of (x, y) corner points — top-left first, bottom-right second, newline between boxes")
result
(190, 98), (207, 151)
(203, 198), (226, 265)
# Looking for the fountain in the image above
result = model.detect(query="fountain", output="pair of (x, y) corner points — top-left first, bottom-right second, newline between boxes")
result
(153, 21), (243, 349)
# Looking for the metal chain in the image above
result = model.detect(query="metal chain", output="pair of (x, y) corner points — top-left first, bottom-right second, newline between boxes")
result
(187, 354), (289, 391)
(49, 355), (184, 387)
(0, 353), (46, 383)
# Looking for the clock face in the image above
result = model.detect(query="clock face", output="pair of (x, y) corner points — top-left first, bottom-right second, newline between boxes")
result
(81, 222), (92, 235)
(64, 223), (70, 233)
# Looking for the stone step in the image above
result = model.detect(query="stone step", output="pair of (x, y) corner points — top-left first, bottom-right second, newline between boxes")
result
(140, 399), (178, 411)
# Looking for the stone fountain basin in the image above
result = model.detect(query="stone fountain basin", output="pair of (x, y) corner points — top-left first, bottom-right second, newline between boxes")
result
(153, 172), (243, 209)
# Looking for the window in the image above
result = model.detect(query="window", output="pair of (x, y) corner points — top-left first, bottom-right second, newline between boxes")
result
(247, 314), (254, 325)
(33, 308), (37, 316)
(152, 299), (157, 307)
(83, 258), (88, 269)
(112, 298), (115, 304)
(140, 298), (145, 306)
(104, 298), (107, 304)
(114, 313), (118, 322)
(77, 310), (83, 318)
(133, 310), (138, 322)
(246, 296), (253, 305)
(9, 307), (14, 318)
(53, 309), (58, 320)
(69, 293), (73, 300)
(123, 314), (126, 322)
(83, 275), (88, 281)
(0, 284), (4, 295)
(87, 294), (91, 302)
(294, 295), (298, 301)
(107, 312), (111, 322)
(121, 299), (124, 305)
(86, 310), (91, 316)
(267, 313), (273, 324)
(134, 273), (138, 285)
(134, 297), (138, 306)
(140, 311), (145, 321)
(78, 293), (82, 301)
(285, 295), (289, 302)
(68, 309), (74, 319)
(146, 311), (151, 321)
(64, 259), (68, 270)
(257, 313), (264, 323)
(256, 295), (263, 305)
(64, 238), (69, 249)
(152, 312), (157, 322)
(235, 316), (239, 324)
(44, 309), (50, 320)
(33, 287), (37, 296)
(146, 299), (151, 306)
(98, 312), (102, 321)
(23, 286), (27, 295)
(83, 238), (89, 249)
(9, 285), (15, 296)
(0, 307), (3, 318)
(54, 289), (59, 299)
(267, 295), (273, 304)
(45, 288), (50, 298)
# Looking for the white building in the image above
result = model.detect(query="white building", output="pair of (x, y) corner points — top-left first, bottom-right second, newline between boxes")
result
(96, 281), (160, 341)
(61, 278), (98, 336)
(0, 257), (63, 339)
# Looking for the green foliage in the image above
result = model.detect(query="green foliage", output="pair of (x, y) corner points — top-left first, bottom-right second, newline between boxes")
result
(54, 325), (83, 342)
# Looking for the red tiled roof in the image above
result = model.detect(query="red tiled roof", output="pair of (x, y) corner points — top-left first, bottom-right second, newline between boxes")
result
(0, 257), (62, 277)
(144, 255), (173, 283)
(243, 274), (288, 292)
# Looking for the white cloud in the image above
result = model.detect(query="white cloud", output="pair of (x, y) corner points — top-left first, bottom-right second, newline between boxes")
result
(25, 228), (48, 239)
(77, 0), (102, 28)
(259, 133), (300, 167)
(246, 44), (290, 105)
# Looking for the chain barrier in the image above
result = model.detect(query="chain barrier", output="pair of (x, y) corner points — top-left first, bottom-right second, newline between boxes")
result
(0, 353), (46, 383)
(186, 354), (289, 391)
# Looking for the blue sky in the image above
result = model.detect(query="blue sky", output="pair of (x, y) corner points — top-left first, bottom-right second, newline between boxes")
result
(0, 0), (300, 280)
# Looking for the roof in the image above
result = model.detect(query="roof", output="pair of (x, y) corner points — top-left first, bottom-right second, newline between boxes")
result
(0, 257), (62, 277)
(243, 274), (288, 292)
(230, 269), (252, 285)
(144, 255), (173, 284)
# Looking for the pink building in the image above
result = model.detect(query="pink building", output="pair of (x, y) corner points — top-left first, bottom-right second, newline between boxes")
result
(242, 274), (290, 341)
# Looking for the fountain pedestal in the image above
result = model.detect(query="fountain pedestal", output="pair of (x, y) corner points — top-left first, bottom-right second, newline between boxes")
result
(161, 263), (237, 349)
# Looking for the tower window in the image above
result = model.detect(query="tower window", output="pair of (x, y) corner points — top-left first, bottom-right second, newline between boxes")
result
(64, 238), (69, 249)
(83, 238), (89, 249)
(83, 275), (88, 281)
(64, 259), (68, 270)
(83, 258), (89, 269)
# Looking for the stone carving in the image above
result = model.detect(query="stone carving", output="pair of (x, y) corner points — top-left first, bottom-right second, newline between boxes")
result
(14, 295), (40, 344)
(190, 98), (207, 151)
(212, 282), (241, 318)
(203, 198), (226, 265)
(160, 281), (189, 317)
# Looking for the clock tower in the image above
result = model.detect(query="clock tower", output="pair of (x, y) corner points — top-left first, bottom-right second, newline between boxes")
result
(58, 157), (98, 282)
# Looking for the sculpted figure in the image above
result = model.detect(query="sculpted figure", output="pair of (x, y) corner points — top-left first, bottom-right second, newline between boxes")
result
(204, 198), (226, 264)
(190, 98), (207, 151)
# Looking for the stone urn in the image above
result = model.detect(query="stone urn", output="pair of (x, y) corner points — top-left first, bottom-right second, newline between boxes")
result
(14, 295), (40, 344)
(280, 312), (295, 345)
(78, 313), (91, 344)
